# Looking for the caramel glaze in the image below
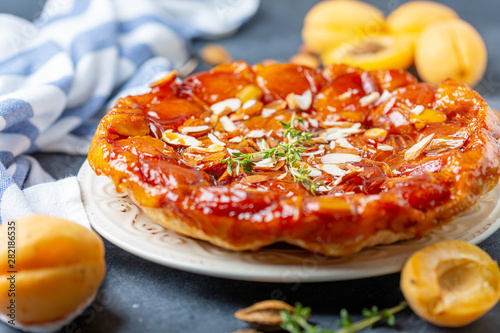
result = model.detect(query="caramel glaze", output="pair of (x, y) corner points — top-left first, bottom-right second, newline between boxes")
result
(88, 61), (500, 256)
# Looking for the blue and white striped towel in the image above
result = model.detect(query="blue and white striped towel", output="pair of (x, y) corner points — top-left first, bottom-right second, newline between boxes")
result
(0, 0), (259, 226)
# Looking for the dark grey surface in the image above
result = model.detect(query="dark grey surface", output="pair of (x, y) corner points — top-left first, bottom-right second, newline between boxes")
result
(1, 1), (500, 332)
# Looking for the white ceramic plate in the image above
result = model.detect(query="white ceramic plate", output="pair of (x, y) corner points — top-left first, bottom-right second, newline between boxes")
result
(78, 161), (500, 282)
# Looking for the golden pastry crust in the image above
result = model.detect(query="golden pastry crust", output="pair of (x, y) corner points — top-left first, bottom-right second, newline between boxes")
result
(88, 62), (500, 256)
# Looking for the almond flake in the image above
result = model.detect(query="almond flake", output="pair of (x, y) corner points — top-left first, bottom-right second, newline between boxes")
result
(410, 105), (425, 115)
(243, 115), (250, 120)
(359, 91), (381, 107)
(404, 133), (435, 161)
(210, 98), (241, 114)
(301, 149), (325, 156)
(241, 175), (269, 184)
(336, 138), (355, 149)
(180, 125), (210, 134)
(322, 120), (355, 128)
(321, 164), (347, 177)
(255, 157), (277, 168)
(321, 153), (361, 164)
(308, 168), (323, 177)
(242, 99), (257, 109)
(295, 89), (312, 110)
(377, 144), (394, 151)
(308, 118), (319, 128)
(321, 126), (364, 141)
(276, 173), (288, 180)
(219, 116), (237, 132)
(162, 130), (200, 147)
(189, 144), (225, 153)
(262, 108), (276, 118)
(317, 185), (332, 192)
(208, 133), (226, 146)
(256, 138), (270, 151)
(337, 91), (353, 101)
(247, 129), (266, 138)
(375, 90), (392, 106)
(228, 136), (242, 143)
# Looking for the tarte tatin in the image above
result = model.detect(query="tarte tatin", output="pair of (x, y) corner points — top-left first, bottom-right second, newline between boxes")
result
(88, 61), (500, 256)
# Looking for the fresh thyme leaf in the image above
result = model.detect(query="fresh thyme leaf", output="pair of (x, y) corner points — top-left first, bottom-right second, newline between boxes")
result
(220, 115), (323, 194)
(280, 302), (407, 333)
(337, 309), (353, 328)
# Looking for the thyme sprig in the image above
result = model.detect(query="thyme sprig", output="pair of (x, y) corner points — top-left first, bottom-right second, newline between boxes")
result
(221, 116), (323, 195)
(280, 302), (408, 333)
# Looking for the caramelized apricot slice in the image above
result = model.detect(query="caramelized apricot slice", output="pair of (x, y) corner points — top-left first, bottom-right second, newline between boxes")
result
(321, 35), (413, 71)
(401, 240), (500, 327)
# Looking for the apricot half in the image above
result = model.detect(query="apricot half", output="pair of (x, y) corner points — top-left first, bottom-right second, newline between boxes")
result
(415, 19), (487, 87)
(387, 1), (458, 39)
(321, 35), (413, 70)
(0, 215), (106, 326)
(302, 0), (386, 54)
(401, 240), (500, 327)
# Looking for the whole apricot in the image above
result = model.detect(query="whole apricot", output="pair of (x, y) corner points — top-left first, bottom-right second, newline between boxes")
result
(0, 215), (106, 326)
(401, 240), (500, 327)
(302, 0), (386, 54)
(387, 1), (459, 38)
(415, 19), (487, 87)
(321, 34), (413, 70)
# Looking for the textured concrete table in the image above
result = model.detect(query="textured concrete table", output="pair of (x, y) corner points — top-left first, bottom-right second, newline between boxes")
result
(1, 1), (499, 332)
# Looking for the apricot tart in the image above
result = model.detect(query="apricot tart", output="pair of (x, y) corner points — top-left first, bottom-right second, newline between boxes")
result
(88, 61), (500, 256)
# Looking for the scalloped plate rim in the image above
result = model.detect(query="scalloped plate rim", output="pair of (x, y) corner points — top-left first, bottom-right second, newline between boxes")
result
(78, 161), (500, 282)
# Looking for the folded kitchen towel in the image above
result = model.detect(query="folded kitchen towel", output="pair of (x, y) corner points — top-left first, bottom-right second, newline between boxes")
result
(0, 0), (259, 225)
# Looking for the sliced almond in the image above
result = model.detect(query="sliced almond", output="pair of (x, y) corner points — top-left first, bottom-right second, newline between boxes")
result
(247, 130), (267, 138)
(234, 300), (295, 328)
(337, 90), (353, 101)
(219, 116), (237, 132)
(242, 99), (257, 109)
(404, 133), (435, 161)
(211, 98), (242, 115)
(262, 108), (276, 118)
(256, 138), (270, 151)
(162, 130), (201, 147)
(375, 90), (392, 106)
(275, 173), (288, 180)
(286, 90), (312, 111)
(359, 91), (380, 107)
(321, 164), (347, 177)
(229, 136), (243, 143)
(180, 125), (210, 134)
(336, 138), (355, 149)
(241, 175), (269, 184)
(333, 168), (363, 186)
(410, 105), (425, 115)
(295, 90), (312, 110)
(208, 133), (226, 146)
(321, 153), (361, 164)
(321, 120), (356, 128)
(377, 144), (394, 151)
